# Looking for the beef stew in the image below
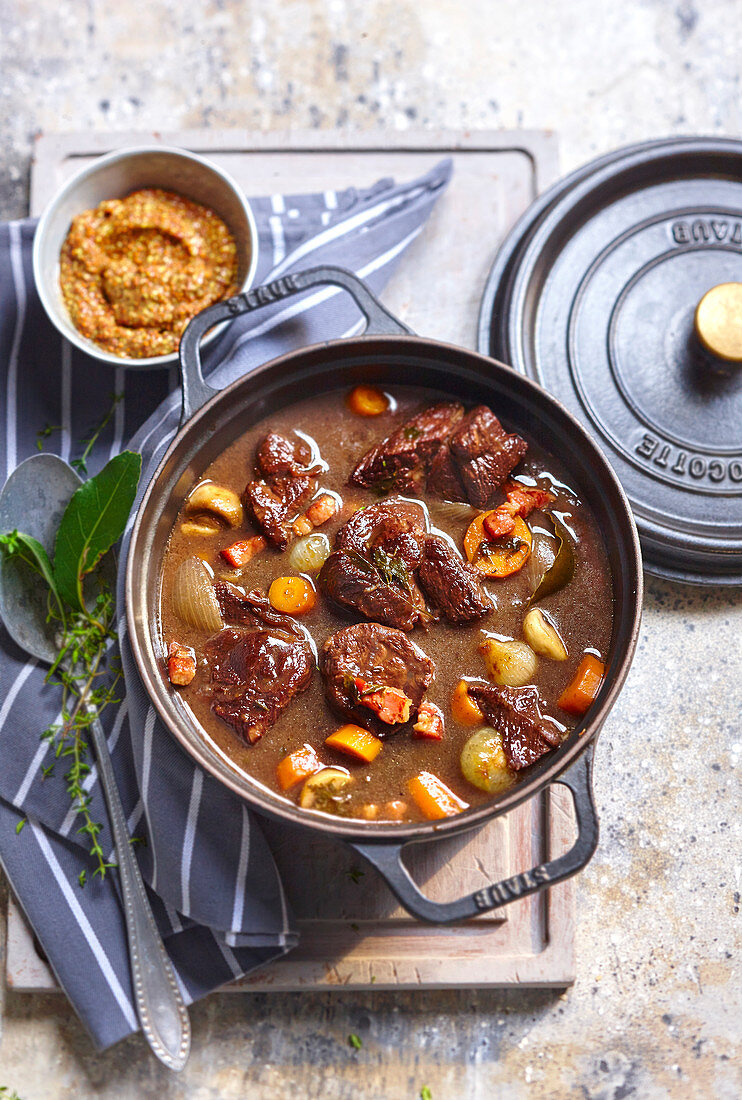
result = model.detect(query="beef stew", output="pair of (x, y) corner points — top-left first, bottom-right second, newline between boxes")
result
(158, 385), (613, 824)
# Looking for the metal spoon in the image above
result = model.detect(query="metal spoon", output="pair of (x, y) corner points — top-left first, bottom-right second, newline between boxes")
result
(0, 453), (191, 1070)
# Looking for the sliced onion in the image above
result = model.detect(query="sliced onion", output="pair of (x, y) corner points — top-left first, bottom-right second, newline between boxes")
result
(429, 499), (480, 526)
(172, 556), (223, 633)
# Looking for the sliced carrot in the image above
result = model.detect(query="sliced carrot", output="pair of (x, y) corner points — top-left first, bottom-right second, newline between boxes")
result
(268, 575), (316, 615)
(346, 385), (390, 417)
(464, 513), (532, 578)
(558, 654), (605, 716)
(276, 743), (323, 790)
(325, 724), (383, 763)
(413, 701), (445, 740)
(450, 679), (485, 727)
(408, 772), (469, 820)
(220, 535), (267, 568)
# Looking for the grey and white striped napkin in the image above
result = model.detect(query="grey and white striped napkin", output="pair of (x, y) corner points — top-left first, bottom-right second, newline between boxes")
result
(0, 158), (452, 1049)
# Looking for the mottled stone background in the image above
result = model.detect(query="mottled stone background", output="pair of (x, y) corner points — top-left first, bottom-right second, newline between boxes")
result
(0, 1), (740, 1097)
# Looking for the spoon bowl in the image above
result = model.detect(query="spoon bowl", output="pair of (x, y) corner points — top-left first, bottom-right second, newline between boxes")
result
(0, 453), (82, 662)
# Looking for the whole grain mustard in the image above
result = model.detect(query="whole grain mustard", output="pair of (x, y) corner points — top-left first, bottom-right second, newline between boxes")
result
(59, 188), (239, 358)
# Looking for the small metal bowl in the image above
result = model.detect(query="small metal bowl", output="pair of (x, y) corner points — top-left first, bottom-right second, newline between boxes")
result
(32, 145), (259, 370)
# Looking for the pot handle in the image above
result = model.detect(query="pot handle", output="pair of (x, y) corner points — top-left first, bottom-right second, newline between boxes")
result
(349, 743), (599, 925)
(178, 265), (412, 422)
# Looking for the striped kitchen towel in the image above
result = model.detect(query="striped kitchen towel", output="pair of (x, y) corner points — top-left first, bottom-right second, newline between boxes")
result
(0, 157), (452, 1049)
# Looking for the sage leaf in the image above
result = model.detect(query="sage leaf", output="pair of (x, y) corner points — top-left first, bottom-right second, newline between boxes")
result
(529, 513), (576, 606)
(54, 451), (142, 612)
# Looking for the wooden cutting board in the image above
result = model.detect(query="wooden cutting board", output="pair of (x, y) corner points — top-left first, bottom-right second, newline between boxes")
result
(7, 128), (575, 993)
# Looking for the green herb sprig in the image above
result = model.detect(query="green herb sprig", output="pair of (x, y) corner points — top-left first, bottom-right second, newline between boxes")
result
(0, 445), (141, 885)
(71, 393), (122, 475)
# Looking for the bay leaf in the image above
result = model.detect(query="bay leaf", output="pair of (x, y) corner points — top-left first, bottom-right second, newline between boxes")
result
(54, 451), (142, 612)
(529, 513), (576, 605)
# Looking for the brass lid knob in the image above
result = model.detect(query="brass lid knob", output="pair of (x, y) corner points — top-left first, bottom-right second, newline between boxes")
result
(694, 282), (742, 363)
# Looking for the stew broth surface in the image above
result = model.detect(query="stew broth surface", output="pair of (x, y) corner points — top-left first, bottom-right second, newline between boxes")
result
(159, 386), (614, 823)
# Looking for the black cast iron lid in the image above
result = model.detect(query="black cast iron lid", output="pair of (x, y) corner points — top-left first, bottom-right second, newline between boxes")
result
(479, 137), (742, 585)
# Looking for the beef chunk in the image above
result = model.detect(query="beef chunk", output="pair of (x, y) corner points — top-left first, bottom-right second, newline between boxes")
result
(349, 400), (527, 507)
(244, 474), (315, 549)
(321, 622), (435, 737)
(206, 627), (314, 744)
(206, 583), (314, 743)
(349, 402), (464, 493)
(215, 582), (304, 635)
(427, 443), (467, 501)
(448, 406), (528, 509)
(468, 684), (564, 771)
(244, 431), (320, 548)
(319, 499), (429, 631)
(336, 498), (426, 566)
(417, 535), (492, 623)
(256, 431), (319, 479)
(320, 551), (427, 632)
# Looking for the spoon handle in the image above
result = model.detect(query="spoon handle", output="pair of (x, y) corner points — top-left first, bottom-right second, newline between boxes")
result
(88, 714), (191, 1070)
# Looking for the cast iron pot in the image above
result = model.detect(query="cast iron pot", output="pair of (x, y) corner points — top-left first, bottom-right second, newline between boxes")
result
(126, 266), (643, 924)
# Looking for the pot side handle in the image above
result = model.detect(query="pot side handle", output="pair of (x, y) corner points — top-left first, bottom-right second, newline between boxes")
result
(349, 744), (599, 925)
(178, 265), (412, 422)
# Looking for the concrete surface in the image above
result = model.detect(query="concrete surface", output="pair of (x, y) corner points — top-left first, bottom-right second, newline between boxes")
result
(0, 1), (740, 1098)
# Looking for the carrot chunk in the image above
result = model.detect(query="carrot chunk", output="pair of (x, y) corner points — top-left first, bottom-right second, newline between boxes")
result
(276, 744), (323, 790)
(354, 678), (412, 724)
(347, 385), (390, 417)
(413, 701), (445, 740)
(408, 772), (469, 820)
(451, 680), (485, 726)
(268, 575), (317, 615)
(557, 654), (605, 716)
(167, 641), (196, 686)
(325, 724), (383, 763)
(220, 535), (267, 568)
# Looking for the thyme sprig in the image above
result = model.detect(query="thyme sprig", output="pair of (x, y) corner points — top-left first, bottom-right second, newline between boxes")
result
(71, 393), (123, 475)
(41, 584), (122, 885)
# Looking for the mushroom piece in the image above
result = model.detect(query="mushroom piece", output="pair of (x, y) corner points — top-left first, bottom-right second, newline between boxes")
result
(180, 516), (222, 537)
(522, 608), (568, 661)
(186, 481), (244, 527)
